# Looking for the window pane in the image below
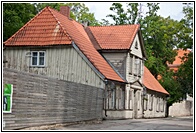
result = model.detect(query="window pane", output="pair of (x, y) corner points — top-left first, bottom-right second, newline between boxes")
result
(39, 57), (44, 65)
(32, 57), (37, 65)
(139, 60), (141, 75)
(39, 52), (45, 57)
(130, 55), (133, 73)
(32, 52), (38, 57)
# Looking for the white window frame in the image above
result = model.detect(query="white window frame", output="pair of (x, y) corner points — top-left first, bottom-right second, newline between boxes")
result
(30, 51), (46, 67)
(129, 55), (133, 74)
(134, 57), (141, 76)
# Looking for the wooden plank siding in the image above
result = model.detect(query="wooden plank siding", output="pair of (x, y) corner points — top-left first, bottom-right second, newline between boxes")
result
(4, 45), (105, 88)
(102, 52), (127, 78)
(3, 68), (104, 130)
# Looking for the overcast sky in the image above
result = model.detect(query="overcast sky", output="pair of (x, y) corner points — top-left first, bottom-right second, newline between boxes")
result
(83, 2), (188, 23)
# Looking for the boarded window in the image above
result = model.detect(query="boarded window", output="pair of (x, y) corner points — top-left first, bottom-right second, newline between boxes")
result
(120, 89), (125, 109)
(144, 95), (148, 111)
(156, 97), (159, 112)
(148, 94), (153, 110)
(137, 91), (141, 110)
(129, 90), (133, 109)
(162, 99), (165, 112)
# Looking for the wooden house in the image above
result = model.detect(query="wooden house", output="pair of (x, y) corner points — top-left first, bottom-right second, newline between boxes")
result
(3, 6), (125, 88)
(87, 24), (169, 119)
(3, 5), (169, 126)
(3, 6), (126, 129)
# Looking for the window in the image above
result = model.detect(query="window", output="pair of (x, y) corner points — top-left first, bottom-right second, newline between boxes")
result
(31, 51), (45, 67)
(129, 55), (133, 74)
(135, 41), (138, 49)
(137, 91), (141, 110)
(129, 90), (133, 109)
(120, 88), (125, 109)
(156, 97), (160, 112)
(160, 98), (164, 112)
(143, 95), (148, 111)
(138, 60), (142, 76)
(134, 57), (141, 76)
(148, 94), (153, 110)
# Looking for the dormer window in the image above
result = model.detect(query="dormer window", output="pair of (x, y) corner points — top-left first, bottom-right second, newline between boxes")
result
(135, 41), (138, 49)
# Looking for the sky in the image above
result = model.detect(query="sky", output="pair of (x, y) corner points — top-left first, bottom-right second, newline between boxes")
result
(83, 2), (187, 23)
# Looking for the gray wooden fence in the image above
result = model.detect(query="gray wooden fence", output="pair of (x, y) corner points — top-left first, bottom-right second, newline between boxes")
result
(3, 68), (104, 130)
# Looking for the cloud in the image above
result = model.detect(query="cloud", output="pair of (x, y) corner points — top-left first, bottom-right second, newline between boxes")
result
(84, 2), (185, 22)
(157, 3), (184, 20)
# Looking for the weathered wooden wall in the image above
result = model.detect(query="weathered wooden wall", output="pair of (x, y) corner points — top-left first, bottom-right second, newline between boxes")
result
(143, 90), (167, 118)
(102, 52), (127, 78)
(3, 68), (104, 130)
(3, 45), (105, 88)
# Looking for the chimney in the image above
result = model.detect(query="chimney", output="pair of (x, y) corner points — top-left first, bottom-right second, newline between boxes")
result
(60, 6), (70, 18)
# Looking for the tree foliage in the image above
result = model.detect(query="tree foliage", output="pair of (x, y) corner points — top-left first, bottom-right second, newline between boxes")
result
(65, 3), (100, 26)
(104, 2), (193, 105)
(105, 3), (139, 25)
(3, 3), (36, 41)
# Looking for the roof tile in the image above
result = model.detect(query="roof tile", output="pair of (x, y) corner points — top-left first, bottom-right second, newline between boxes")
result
(143, 66), (169, 95)
(87, 25), (140, 50)
(4, 7), (72, 46)
(4, 6), (125, 83)
(49, 8), (124, 82)
(168, 49), (191, 66)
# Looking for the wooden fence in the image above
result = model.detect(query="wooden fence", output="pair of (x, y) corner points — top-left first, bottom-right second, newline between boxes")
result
(3, 68), (104, 130)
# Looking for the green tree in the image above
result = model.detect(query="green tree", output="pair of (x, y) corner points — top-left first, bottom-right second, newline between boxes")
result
(3, 3), (36, 41)
(65, 3), (100, 26)
(175, 3), (193, 98)
(104, 3), (193, 107)
(33, 3), (64, 13)
(33, 3), (100, 26)
(106, 3), (128, 25)
(105, 3), (139, 25)
(177, 3), (193, 49)
(159, 71), (182, 106)
(176, 52), (193, 98)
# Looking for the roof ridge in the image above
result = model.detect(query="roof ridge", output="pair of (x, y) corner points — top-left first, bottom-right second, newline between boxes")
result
(4, 7), (49, 44)
(48, 7), (72, 41)
(89, 24), (140, 28)
(85, 27), (102, 50)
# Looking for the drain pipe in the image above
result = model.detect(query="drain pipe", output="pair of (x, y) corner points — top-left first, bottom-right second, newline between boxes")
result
(104, 80), (108, 117)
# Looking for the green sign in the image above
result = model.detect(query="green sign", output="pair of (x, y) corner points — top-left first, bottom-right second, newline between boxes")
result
(3, 84), (13, 113)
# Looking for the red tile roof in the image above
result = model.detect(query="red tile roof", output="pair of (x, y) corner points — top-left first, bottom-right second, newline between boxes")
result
(4, 7), (125, 83)
(168, 49), (191, 69)
(87, 24), (140, 50)
(4, 7), (72, 46)
(143, 66), (169, 95)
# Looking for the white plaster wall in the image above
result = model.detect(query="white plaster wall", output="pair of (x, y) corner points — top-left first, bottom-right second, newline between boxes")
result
(169, 100), (193, 117)
(103, 110), (133, 119)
